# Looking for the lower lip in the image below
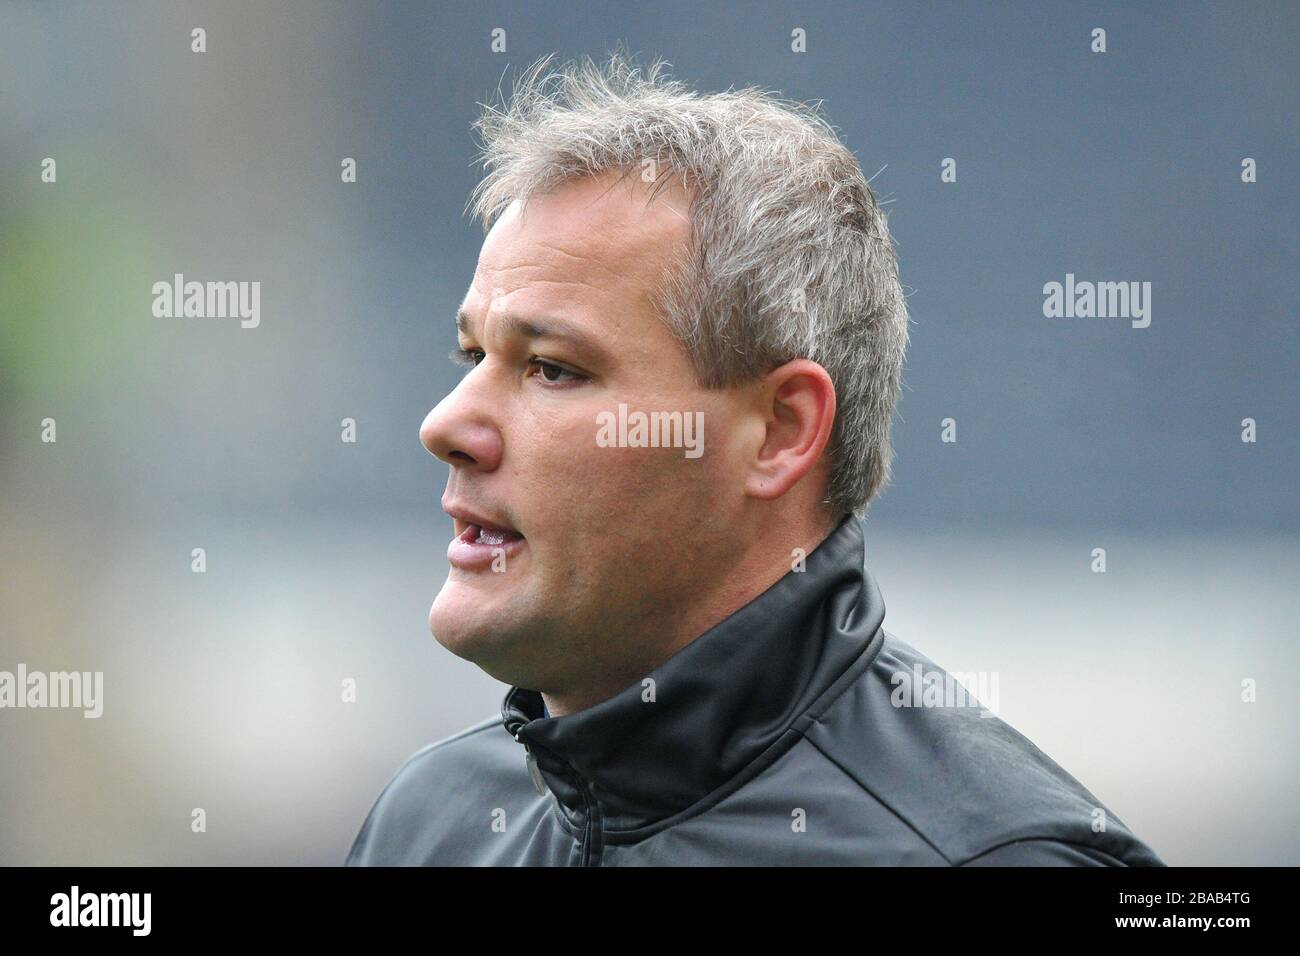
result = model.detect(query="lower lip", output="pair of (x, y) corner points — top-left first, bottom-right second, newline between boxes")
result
(447, 524), (528, 571)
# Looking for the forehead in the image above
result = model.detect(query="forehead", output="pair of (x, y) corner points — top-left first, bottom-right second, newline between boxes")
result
(468, 171), (692, 317)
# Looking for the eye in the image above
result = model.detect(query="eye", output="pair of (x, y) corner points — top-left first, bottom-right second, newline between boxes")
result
(528, 358), (587, 386)
(450, 347), (485, 369)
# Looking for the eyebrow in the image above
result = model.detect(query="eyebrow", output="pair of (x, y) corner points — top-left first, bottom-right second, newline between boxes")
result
(455, 309), (613, 366)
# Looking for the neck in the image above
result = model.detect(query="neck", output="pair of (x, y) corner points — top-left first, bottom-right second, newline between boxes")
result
(541, 507), (842, 718)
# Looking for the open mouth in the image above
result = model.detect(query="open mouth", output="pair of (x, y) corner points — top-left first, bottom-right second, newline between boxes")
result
(446, 511), (527, 571)
(456, 522), (525, 547)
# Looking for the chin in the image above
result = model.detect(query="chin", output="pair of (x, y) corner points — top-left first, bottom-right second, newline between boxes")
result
(428, 575), (571, 691)
(428, 578), (521, 662)
(429, 590), (482, 655)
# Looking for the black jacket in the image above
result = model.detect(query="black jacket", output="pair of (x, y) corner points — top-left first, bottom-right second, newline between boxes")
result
(346, 517), (1165, 866)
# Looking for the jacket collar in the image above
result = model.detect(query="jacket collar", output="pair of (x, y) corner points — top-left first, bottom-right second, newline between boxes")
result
(501, 514), (885, 833)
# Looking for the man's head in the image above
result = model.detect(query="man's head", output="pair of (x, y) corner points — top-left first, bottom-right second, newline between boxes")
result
(419, 53), (908, 708)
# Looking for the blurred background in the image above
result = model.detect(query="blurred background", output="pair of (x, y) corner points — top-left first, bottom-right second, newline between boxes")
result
(1, 0), (1295, 865)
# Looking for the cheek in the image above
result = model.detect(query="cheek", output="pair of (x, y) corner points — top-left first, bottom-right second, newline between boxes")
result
(578, 444), (723, 526)
(510, 397), (735, 532)
(511, 405), (603, 496)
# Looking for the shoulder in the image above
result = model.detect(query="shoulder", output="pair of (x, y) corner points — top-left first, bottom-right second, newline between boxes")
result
(801, 630), (1164, 866)
(345, 714), (523, 865)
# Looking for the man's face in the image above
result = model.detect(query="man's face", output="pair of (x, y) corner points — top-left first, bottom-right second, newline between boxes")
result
(420, 172), (759, 694)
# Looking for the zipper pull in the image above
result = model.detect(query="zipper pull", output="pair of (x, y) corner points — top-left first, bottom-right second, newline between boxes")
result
(515, 732), (548, 796)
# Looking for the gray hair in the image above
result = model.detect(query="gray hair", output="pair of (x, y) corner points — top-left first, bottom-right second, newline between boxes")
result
(466, 51), (909, 517)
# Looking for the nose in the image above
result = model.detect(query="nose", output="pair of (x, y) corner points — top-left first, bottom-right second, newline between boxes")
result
(419, 376), (504, 472)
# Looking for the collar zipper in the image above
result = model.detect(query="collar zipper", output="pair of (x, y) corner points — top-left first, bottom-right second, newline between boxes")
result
(512, 729), (603, 866)
(514, 732), (548, 796)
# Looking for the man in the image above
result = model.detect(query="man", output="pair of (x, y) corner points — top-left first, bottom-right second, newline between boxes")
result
(346, 54), (1164, 866)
